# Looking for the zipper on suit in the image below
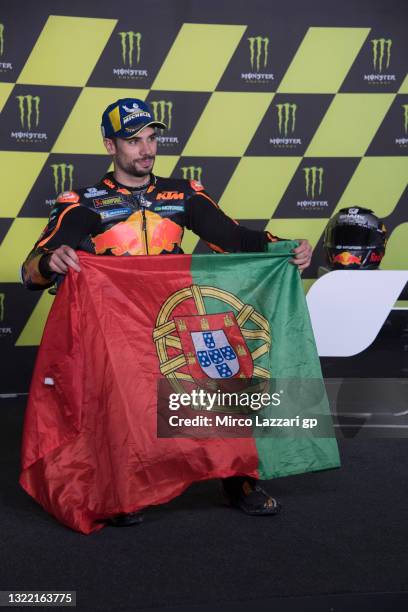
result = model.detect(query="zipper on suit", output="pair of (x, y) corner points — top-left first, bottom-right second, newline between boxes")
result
(142, 208), (149, 254)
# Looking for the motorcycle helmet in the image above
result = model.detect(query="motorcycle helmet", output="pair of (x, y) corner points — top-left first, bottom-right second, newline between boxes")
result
(324, 207), (387, 270)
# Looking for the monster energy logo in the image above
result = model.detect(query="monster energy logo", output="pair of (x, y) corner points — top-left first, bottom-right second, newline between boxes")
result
(119, 31), (141, 66)
(151, 100), (173, 130)
(304, 167), (324, 200)
(248, 36), (269, 72)
(0, 293), (4, 322)
(51, 164), (74, 194)
(371, 39), (392, 72)
(0, 24), (4, 56)
(402, 105), (408, 135)
(276, 103), (297, 136)
(16, 95), (40, 130)
(181, 166), (202, 182)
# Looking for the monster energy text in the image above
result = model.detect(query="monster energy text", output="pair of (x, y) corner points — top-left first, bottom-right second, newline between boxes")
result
(45, 164), (74, 206)
(395, 104), (408, 147)
(181, 167), (203, 182)
(151, 101), (179, 145)
(297, 167), (328, 210)
(364, 39), (395, 83)
(241, 36), (274, 82)
(113, 31), (147, 79)
(11, 95), (47, 142)
(270, 103), (301, 147)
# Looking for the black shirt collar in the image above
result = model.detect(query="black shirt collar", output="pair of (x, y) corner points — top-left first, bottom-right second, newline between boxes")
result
(103, 172), (156, 192)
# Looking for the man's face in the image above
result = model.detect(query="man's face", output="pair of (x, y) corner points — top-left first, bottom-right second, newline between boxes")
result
(105, 126), (158, 178)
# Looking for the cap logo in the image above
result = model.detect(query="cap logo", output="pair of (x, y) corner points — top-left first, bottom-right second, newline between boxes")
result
(123, 103), (141, 113)
(123, 110), (150, 124)
(108, 106), (122, 133)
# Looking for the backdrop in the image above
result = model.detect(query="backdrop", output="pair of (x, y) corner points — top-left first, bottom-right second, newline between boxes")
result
(0, 0), (407, 392)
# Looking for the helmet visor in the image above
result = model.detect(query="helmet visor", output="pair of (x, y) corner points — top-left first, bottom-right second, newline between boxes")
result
(326, 224), (384, 248)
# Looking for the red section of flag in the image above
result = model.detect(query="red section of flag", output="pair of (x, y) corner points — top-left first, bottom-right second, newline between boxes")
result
(19, 253), (258, 534)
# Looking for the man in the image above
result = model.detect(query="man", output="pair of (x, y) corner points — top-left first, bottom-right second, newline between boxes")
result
(22, 98), (313, 525)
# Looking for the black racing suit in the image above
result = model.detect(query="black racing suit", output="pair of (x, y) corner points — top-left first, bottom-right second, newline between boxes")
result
(22, 172), (278, 290)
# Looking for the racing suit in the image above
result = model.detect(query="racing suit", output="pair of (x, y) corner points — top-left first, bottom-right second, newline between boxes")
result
(22, 172), (278, 290)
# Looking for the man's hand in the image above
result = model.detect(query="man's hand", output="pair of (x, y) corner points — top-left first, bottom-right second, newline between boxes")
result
(290, 239), (313, 272)
(47, 245), (81, 274)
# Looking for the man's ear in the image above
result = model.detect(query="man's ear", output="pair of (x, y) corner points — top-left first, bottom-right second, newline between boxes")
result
(103, 137), (116, 155)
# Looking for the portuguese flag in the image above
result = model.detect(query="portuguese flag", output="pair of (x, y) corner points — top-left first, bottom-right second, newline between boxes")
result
(20, 242), (340, 534)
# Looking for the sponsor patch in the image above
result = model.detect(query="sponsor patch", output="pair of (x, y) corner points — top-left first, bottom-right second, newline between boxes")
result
(56, 191), (80, 203)
(156, 191), (184, 201)
(190, 180), (204, 192)
(93, 196), (126, 208)
(139, 195), (152, 208)
(154, 205), (184, 212)
(84, 188), (108, 198)
(103, 178), (116, 189)
(99, 207), (132, 220)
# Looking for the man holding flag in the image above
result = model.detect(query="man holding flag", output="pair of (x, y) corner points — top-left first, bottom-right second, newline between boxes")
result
(20, 99), (336, 534)
(22, 98), (312, 286)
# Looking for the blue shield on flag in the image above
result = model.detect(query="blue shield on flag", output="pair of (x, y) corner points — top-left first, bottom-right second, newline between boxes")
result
(191, 330), (239, 379)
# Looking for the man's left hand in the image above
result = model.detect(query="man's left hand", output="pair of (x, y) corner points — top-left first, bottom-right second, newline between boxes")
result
(290, 239), (313, 272)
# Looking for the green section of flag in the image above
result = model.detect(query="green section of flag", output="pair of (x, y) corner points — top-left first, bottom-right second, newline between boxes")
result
(190, 241), (340, 479)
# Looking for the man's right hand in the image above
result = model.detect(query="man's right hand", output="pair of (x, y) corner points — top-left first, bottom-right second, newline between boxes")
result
(47, 245), (81, 274)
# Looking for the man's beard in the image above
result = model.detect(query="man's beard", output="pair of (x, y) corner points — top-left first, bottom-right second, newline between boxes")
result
(118, 155), (155, 177)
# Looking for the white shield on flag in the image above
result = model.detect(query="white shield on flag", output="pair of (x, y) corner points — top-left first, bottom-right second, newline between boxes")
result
(191, 329), (240, 379)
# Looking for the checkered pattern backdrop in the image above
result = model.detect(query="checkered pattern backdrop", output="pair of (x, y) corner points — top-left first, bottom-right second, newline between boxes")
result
(0, 0), (407, 392)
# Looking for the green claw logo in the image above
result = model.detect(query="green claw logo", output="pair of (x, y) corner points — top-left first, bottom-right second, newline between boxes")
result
(16, 95), (40, 130)
(118, 31), (142, 67)
(51, 164), (74, 194)
(151, 100), (173, 130)
(402, 105), (408, 135)
(180, 166), (203, 182)
(371, 39), (392, 73)
(276, 103), (297, 136)
(303, 167), (324, 200)
(0, 23), (4, 56)
(0, 293), (4, 322)
(248, 36), (269, 72)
